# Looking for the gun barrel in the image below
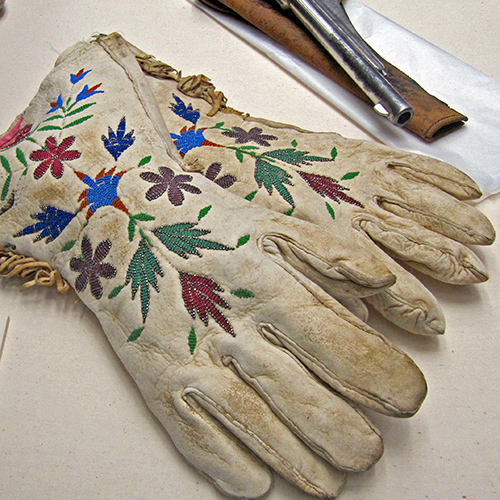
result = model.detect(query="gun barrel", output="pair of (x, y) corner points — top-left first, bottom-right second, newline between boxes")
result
(276, 0), (414, 126)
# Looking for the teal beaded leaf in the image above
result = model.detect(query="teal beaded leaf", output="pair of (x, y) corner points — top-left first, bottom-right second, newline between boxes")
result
(153, 222), (232, 259)
(254, 158), (294, 207)
(110, 238), (164, 323)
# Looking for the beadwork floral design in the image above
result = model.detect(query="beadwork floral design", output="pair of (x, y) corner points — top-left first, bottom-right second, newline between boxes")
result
(3, 75), (257, 351)
(140, 166), (201, 205)
(30, 136), (80, 179)
(30, 136), (81, 179)
(222, 126), (277, 147)
(170, 94), (200, 124)
(171, 126), (223, 157)
(298, 171), (364, 208)
(152, 222), (233, 259)
(101, 117), (135, 161)
(75, 83), (104, 103)
(70, 236), (117, 300)
(37, 69), (103, 134)
(204, 162), (236, 189)
(70, 68), (91, 84)
(1, 67), (104, 239)
(179, 272), (234, 335)
(254, 157), (295, 207)
(108, 238), (163, 322)
(167, 94), (364, 215)
(76, 167), (128, 219)
(0, 116), (32, 151)
(14, 206), (76, 243)
(47, 95), (64, 115)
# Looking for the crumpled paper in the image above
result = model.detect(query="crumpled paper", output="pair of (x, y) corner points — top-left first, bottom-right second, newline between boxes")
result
(191, 0), (500, 199)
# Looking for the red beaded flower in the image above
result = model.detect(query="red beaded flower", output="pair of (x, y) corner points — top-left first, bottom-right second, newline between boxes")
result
(30, 136), (81, 179)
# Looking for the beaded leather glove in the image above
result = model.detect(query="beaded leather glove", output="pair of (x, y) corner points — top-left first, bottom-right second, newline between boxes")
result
(0, 33), (428, 499)
(129, 43), (495, 335)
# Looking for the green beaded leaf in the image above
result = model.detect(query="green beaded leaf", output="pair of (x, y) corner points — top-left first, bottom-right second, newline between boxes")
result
(188, 327), (197, 355)
(0, 156), (11, 201)
(61, 240), (77, 252)
(128, 214), (156, 241)
(245, 191), (257, 201)
(43, 114), (64, 122)
(125, 239), (164, 322)
(1, 155), (11, 174)
(108, 284), (126, 299)
(254, 158), (294, 207)
(341, 171), (360, 180)
(63, 115), (93, 129)
(66, 102), (96, 118)
(127, 327), (145, 342)
(133, 213), (155, 222)
(138, 155), (152, 167)
(237, 235), (250, 248)
(1, 174), (11, 201)
(128, 217), (137, 242)
(263, 148), (332, 167)
(235, 150), (244, 163)
(326, 202), (336, 220)
(231, 288), (255, 298)
(15, 148), (28, 168)
(153, 222), (232, 259)
(198, 205), (212, 221)
(37, 125), (63, 131)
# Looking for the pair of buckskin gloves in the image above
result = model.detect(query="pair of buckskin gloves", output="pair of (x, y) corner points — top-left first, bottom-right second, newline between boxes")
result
(0, 33), (495, 499)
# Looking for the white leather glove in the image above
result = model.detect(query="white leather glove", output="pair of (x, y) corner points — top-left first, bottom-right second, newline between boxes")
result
(129, 43), (495, 335)
(0, 33), (427, 499)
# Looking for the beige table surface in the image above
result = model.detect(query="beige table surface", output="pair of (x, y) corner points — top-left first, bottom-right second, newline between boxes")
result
(0, 1), (499, 499)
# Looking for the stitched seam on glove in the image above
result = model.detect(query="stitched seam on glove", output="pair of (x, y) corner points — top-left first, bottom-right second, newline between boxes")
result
(352, 218), (485, 281)
(182, 388), (335, 497)
(257, 322), (404, 415)
(377, 197), (488, 243)
(386, 162), (482, 200)
(367, 289), (443, 335)
(227, 356), (350, 471)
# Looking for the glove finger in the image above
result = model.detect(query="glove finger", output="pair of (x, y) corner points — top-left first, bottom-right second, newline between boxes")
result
(213, 330), (383, 472)
(260, 220), (445, 334)
(364, 272), (445, 336)
(251, 273), (427, 417)
(357, 214), (489, 284)
(156, 390), (273, 499)
(378, 150), (483, 201)
(262, 216), (396, 299)
(336, 292), (441, 337)
(353, 242), (445, 335)
(378, 170), (495, 245)
(336, 296), (370, 322)
(177, 365), (347, 499)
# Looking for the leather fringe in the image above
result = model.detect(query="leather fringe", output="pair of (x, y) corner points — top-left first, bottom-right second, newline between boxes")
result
(0, 248), (70, 293)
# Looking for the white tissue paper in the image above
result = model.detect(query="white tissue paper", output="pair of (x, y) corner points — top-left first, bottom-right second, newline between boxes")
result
(192, 0), (500, 199)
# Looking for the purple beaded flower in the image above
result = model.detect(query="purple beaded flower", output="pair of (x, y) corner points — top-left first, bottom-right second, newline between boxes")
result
(140, 166), (201, 205)
(222, 126), (277, 147)
(204, 162), (236, 189)
(70, 236), (117, 299)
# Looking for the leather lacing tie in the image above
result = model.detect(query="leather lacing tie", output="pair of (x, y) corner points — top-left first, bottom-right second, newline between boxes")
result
(135, 54), (241, 117)
(0, 248), (70, 293)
